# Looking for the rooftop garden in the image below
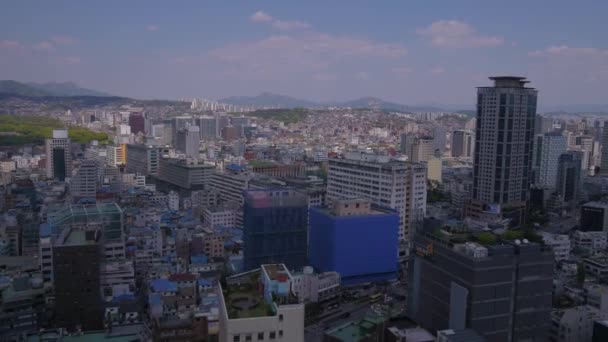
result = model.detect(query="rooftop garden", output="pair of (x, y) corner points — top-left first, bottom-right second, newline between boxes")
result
(223, 273), (274, 319)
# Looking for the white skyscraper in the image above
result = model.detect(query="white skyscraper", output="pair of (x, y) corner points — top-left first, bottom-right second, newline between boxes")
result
(533, 132), (567, 189)
(468, 77), (537, 225)
(327, 152), (427, 258)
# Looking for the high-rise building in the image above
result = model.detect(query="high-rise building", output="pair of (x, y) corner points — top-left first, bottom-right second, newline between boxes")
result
(176, 124), (200, 159)
(327, 152), (427, 258)
(221, 125), (239, 141)
(45, 129), (72, 181)
(157, 158), (215, 190)
(427, 157), (443, 183)
(433, 126), (447, 155)
(399, 133), (414, 155)
(408, 222), (553, 341)
(71, 160), (98, 201)
(580, 201), (608, 232)
(600, 121), (608, 176)
(53, 229), (104, 331)
(106, 144), (126, 167)
(128, 112), (145, 134)
(171, 115), (193, 146)
(411, 136), (435, 163)
(575, 135), (594, 172)
(125, 144), (170, 176)
(197, 115), (218, 139)
(556, 152), (581, 203)
(308, 199), (399, 285)
(535, 114), (554, 134)
(242, 189), (308, 271)
(452, 130), (474, 158)
(532, 132), (567, 189)
(468, 76), (537, 226)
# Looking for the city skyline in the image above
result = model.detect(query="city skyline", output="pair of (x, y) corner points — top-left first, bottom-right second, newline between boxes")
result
(1, 1), (608, 106)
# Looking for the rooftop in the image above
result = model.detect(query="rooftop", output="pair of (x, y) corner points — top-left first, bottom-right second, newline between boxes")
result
(325, 315), (385, 342)
(223, 271), (274, 319)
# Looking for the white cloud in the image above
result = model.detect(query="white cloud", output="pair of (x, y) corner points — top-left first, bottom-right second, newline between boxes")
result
(529, 45), (608, 57)
(146, 25), (160, 32)
(354, 71), (369, 80)
(431, 67), (446, 74)
(33, 41), (55, 51)
(61, 56), (81, 65)
(272, 20), (311, 31)
(50, 35), (78, 45)
(417, 20), (503, 48)
(392, 66), (412, 75)
(251, 11), (273, 23)
(312, 73), (337, 81)
(0, 40), (21, 49)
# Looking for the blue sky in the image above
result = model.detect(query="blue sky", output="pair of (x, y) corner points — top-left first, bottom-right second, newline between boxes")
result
(1, 1), (607, 106)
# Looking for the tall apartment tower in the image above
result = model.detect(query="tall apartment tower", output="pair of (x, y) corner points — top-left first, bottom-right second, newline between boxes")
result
(452, 130), (474, 158)
(242, 189), (308, 271)
(71, 160), (98, 201)
(327, 152), (427, 259)
(176, 124), (200, 159)
(45, 129), (72, 181)
(399, 133), (415, 155)
(600, 121), (608, 176)
(532, 132), (567, 189)
(468, 76), (537, 225)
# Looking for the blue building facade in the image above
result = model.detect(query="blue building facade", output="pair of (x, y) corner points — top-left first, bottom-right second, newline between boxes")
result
(243, 189), (308, 271)
(309, 202), (399, 285)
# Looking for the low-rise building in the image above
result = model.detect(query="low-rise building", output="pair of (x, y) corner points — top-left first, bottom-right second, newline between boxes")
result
(540, 232), (571, 261)
(550, 305), (607, 342)
(573, 231), (607, 254)
(291, 266), (340, 304)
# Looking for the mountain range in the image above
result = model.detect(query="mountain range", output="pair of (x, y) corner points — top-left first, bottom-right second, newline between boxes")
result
(0, 80), (110, 97)
(219, 92), (451, 113)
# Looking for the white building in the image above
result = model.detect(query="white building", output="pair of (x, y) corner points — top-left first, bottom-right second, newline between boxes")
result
(291, 266), (340, 303)
(572, 230), (607, 254)
(168, 190), (179, 211)
(202, 205), (238, 228)
(539, 232), (570, 262)
(219, 264), (304, 342)
(71, 160), (98, 199)
(327, 152), (426, 258)
(550, 305), (607, 342)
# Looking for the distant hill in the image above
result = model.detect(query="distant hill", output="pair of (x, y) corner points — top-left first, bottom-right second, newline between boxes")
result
(220, 92), (449, 112)
(0, 80), (110, 97)
(0, 80), (51, 97)
(219, 92), (318, 108)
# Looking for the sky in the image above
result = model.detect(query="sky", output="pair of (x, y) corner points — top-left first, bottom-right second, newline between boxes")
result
(1, 1), (607, 107)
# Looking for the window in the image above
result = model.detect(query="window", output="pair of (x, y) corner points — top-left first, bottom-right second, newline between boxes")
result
(258, 332), (264, 340)
(279, 331), (283, 337)
(269, 332), (276, 339)
(245, 334), (252, 341)
(279, 314), (283, 321)
(234, 336), (240, 342)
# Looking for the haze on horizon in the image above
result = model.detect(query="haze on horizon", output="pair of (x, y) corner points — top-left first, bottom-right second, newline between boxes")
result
(1, 0), (607, 107)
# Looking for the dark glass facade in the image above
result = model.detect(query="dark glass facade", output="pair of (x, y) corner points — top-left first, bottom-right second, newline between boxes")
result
(243, 189), (308, 271)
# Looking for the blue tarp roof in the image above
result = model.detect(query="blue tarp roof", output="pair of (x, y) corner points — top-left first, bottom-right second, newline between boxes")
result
(191, 255), (208, 264)
(150, 278), (177, 292)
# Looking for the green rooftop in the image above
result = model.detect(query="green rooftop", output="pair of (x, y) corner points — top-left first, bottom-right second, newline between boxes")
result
(223, 272), (274, 319)
(325, 315), (385, 342)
